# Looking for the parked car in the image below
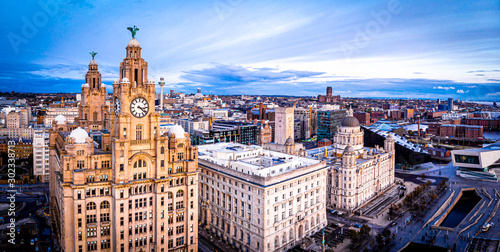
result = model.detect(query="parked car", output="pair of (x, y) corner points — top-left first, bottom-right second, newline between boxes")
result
(353, 224), (362, 228)
(481, 222), (494, 232)
(390, 222), (397, 227)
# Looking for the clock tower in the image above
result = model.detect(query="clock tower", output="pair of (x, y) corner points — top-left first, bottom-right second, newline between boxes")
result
(108, 29), (199, 252)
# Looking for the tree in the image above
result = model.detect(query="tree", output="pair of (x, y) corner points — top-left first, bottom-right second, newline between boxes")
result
(360, 224), (371, 236)
(349, 230), (359, 243)
(388, 204), (399, 216)
(376, 233), (385, 249)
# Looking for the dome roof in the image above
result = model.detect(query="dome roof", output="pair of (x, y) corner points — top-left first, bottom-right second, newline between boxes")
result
(128, 38), (140, 47)
(285, 137), (294, 144)
(81, 83), (89, 88)
(341, 116), (360, 127)
(168, 125), (186, 139)
(54, 115), (66, 124)
(89, 59), (97, 65)
(386, 133), (393, 139)
(69, 127), (89, 144)
(343, 145), (355, 154)
(121, 78), (130, 83)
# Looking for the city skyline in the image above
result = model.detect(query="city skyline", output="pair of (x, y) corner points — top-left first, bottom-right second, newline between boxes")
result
(1, 0), (499, 100)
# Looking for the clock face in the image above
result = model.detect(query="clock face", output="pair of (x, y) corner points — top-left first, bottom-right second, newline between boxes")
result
(114, 98), (121, 116)
(130, 97), (149, 118)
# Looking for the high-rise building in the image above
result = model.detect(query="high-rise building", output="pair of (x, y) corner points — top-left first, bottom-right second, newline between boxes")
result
(50, 33), (199, 252)
(294, 107), (313, 140)
(317, 109), (346, 141)
(274, 107), (294, 145)
(448, 98), (454, 111)
(33, 127), (50, 182)
(198, 143), (328, 252)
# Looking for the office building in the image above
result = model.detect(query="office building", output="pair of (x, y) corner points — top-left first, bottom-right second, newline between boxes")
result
(33, 127), (50, 182)
(198, 143), (328, 252)
(328, 112), (395, 210)
(317, 109), (346, 141)
(274, 107), (294, 145)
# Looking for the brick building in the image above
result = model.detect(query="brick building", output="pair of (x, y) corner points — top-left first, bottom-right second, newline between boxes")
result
(439, 124), (483, 138)
(353, 112), (370, 125)
(464, 118), (500, 131)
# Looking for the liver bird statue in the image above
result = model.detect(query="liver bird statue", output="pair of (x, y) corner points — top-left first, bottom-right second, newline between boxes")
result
(89, 51), (97, 59)
(127, 26), (139, 39)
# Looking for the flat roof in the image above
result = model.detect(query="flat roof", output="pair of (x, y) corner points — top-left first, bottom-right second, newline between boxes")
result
(198, 142), (321, 177)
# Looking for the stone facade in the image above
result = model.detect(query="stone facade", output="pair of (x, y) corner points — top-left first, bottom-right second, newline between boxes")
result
(274, 107), (294, 145)
(327, 112), (395, 211)
(198, 143), (328, 252)
(6, 111), (20, 128)
(50, 37), (199, 252)
(44, 107), (79, 126)
(79, 58), (109, 131)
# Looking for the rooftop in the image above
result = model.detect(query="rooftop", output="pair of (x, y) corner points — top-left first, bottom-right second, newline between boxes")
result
(198, 142), (320, 177)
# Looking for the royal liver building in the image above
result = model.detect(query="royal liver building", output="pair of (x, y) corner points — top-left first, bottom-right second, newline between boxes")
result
(327, 109), (395, 211)
(50, 28), (199, 252)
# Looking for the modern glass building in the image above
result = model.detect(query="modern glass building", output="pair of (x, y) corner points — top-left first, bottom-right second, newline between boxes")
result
(317, 110), (346, 141)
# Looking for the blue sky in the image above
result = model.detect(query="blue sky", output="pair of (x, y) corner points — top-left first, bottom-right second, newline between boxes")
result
(1, 0), (499, 100)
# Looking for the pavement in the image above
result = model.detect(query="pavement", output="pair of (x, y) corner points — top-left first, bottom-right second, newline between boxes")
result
(388, 162), (500, 252)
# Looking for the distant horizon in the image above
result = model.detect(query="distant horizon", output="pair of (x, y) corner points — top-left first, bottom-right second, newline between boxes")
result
(3, 90), (500, 103)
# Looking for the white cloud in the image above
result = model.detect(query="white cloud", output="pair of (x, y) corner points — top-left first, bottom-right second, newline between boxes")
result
(486, 92), (500, 97)
(433, 86), (456, 90)
(466, 85), (477, 88)
(456, 89), (469, 94)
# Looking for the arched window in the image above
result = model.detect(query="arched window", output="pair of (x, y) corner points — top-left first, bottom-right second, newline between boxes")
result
(289, 230), (293, 240)
(77, 150), (84, 156)
(282, 232), (287, 244)
(168, 192), (173, 199)
(134, 159), (146, 168)
(274, 236), (279, 248)
(100, 201), (110, 209)
(93, 112), (97, 122)
(176, 190), (184, 198)
(160, 146), (164, 154)
(136, 124), (143, 140)
(86, 202), (96, 210)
